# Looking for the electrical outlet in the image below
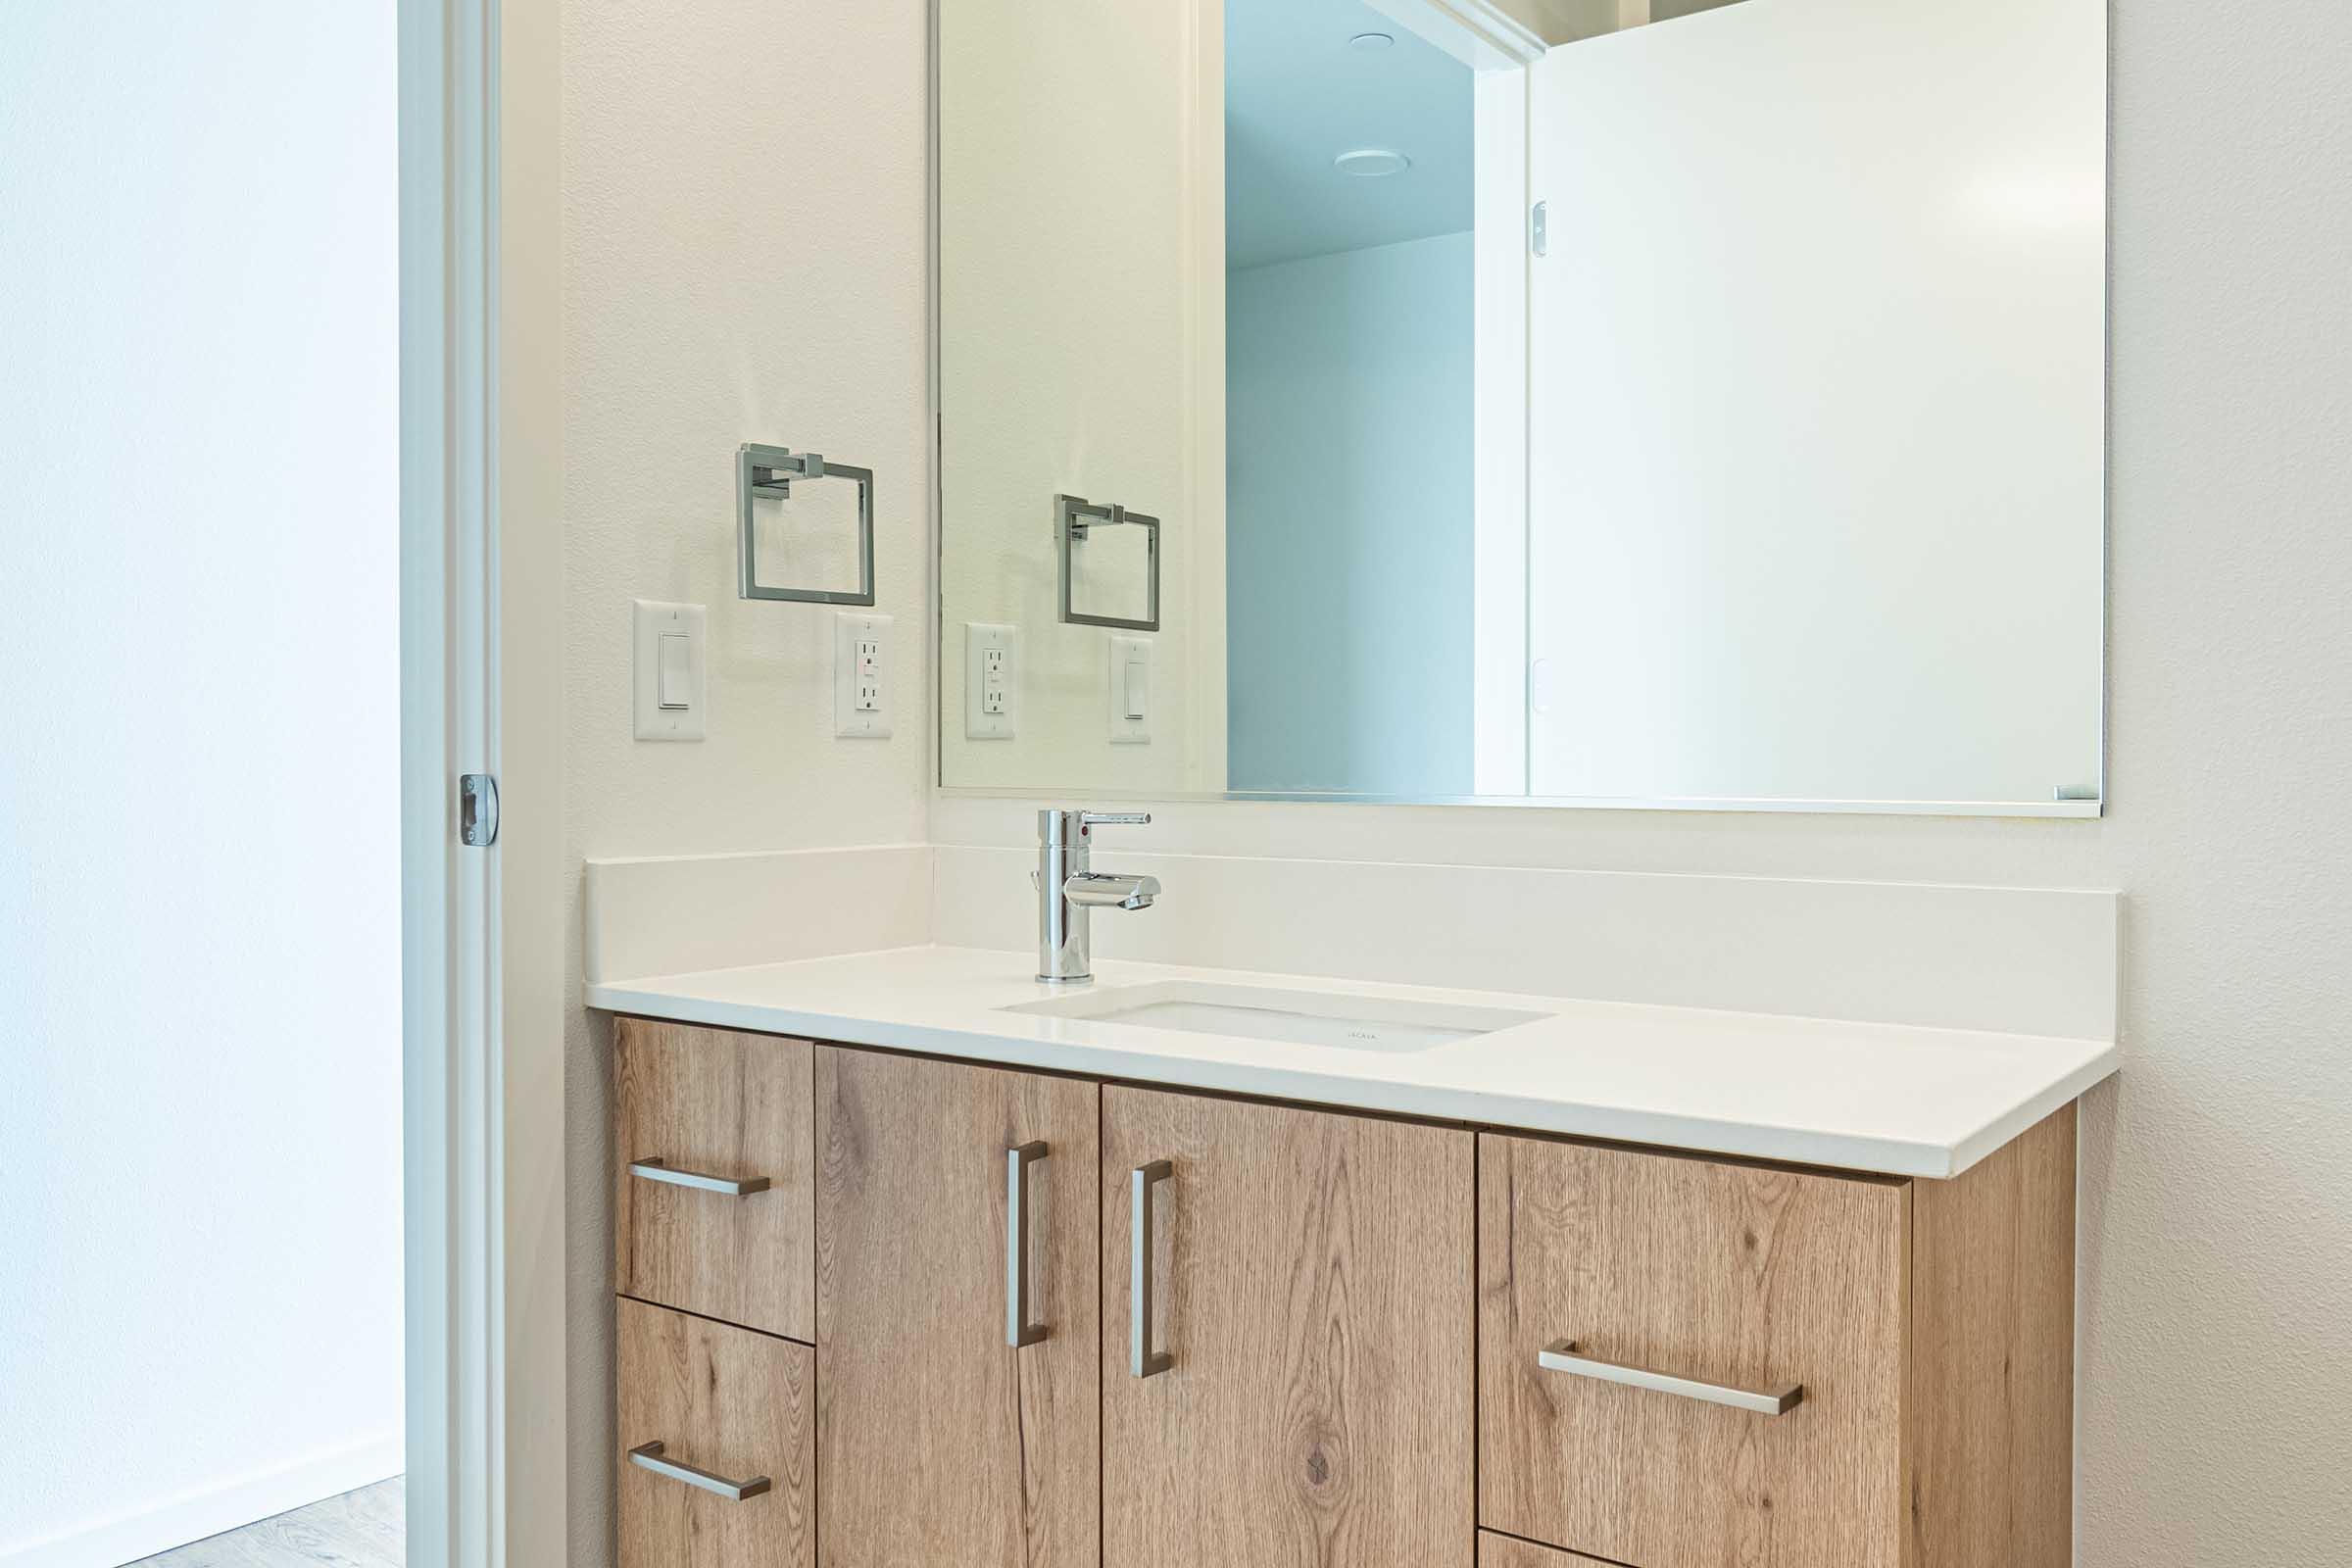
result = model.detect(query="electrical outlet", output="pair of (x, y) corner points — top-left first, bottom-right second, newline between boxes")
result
(964, 622), (1017, 739)
(833, 612), (892, 738)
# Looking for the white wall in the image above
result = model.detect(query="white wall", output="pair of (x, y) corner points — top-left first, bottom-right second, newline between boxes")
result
(0, 4), (403, 1564)
(560, 0), (934, 1558)
(934, 0), (2352, 1560)
(1227, 233), (1477, 794)
(551, 0), (2352, 1562)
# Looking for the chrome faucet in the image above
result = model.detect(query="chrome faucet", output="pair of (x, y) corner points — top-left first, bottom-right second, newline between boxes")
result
(1036, 808), (1159, 983)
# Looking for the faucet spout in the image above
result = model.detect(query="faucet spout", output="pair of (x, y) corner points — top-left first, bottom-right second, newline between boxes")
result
(1064, 871), (1161, 911)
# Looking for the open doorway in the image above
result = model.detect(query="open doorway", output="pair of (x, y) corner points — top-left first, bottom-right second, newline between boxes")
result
(1223, 0), (1483, 795)
(1220, 0), (1533, 798)
(0, 3), (405, 1564)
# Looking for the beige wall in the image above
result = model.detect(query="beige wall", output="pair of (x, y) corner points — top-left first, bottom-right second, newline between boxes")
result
(560, 0), (932, 1557)
(936, 0), (1226, 795)
(557, 0), (2352, 1562)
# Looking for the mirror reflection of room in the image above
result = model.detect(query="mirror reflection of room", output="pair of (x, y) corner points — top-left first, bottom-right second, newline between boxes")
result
(937, 0), (2105, 814)
(1224, 2), (1479, 797)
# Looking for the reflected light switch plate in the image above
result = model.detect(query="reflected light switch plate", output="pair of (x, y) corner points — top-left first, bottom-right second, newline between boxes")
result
(1108, 634), (1151, 744)
(633, 600), (706, 741)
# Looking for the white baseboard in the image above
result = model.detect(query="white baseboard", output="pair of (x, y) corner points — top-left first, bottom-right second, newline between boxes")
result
(0, 1432), (403, 1568)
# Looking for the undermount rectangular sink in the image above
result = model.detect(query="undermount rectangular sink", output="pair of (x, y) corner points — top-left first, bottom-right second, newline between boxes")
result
(1003, 980), (1548, 1053)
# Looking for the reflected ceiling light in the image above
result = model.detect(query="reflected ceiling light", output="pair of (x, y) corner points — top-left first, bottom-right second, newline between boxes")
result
(1349, 30), (1396, 50)
(1334, 148), (1411, 177)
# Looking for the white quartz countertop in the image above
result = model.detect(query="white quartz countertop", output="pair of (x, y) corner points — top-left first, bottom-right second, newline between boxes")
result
(585, 945), (2119, 1179)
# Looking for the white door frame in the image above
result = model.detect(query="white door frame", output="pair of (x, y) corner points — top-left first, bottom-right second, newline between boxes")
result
(398, 0), (565, 1563)
(397, 0), (500, 1558)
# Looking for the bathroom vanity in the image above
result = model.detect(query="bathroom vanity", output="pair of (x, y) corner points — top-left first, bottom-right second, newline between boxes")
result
(608, 0), (2119, 1557)
(594, 943), (2107, 1568)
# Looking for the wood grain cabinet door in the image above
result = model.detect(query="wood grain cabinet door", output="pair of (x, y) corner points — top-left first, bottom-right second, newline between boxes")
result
(1479, 1134), (1910, 1568)
(617, 1297), (813, 1568)
(814, 1047), (1101, 1568)
(614, 1018), (815, 1341)
(1102, 1087), (1476, 1568)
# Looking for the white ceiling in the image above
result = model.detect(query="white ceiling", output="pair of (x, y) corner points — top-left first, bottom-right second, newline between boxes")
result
(1226, 0), (1474, 271)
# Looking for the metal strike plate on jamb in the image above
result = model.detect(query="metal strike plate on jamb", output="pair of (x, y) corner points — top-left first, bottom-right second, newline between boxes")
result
(737, 443), (876, 607)
(459, 773), (498, 847)
(1055, 492), (1160, 632)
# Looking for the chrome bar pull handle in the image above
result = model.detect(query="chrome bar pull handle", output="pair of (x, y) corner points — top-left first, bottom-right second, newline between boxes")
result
(626, 1440), (771, 1501)
(629, 1157), (770, 1199)
(1539, 1340), (1803, 1417)
(1006, 1141), (1050, 1348)
(1130, 1160), (1174, 1378)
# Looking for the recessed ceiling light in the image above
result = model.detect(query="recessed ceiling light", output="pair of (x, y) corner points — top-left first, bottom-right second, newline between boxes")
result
(1349, 31), (1396, 50)
(1334, 148), (1411, 178)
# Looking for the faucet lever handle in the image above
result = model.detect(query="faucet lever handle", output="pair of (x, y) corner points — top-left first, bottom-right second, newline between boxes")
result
(1080, 811), (1152, 829)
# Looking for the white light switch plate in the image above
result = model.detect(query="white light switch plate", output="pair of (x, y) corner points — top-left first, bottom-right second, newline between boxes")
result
(1108, 633), (1152, 744)
(833, 611), (892, 738)
(633, 600), (706, 741)
(964, 622), (1017, 739)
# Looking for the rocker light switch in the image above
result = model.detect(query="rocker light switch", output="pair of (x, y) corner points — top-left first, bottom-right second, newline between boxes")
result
(1123, 656), (1149, 720)
(1108, 634), (1151, 744)
(657, 633), (692, 710)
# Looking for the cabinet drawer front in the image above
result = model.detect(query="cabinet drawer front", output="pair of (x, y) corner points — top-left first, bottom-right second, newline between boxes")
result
(1479, 1135), (1908, 1568)
(617, 1298), (813, 1568)
(614, 1018), (814, 1341)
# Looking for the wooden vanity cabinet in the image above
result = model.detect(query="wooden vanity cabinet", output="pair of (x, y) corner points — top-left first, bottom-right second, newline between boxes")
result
(1100, 1086), (1476, 1568)
(612, 1021), (2077, 1568)
(813, 1046), (1102, 1568)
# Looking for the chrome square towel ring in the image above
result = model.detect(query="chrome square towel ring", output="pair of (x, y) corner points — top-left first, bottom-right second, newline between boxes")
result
(737, 443), (876, 606)
(1054, 492), (1159, 632)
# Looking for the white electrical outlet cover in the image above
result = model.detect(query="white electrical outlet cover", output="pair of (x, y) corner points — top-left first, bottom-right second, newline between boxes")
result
(633, 600), (707, 741)
(833, 611), (893, 739)
(964, 622), (1017, 740)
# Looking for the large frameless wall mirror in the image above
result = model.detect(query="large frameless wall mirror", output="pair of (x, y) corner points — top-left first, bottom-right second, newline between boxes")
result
(936, 0), (2107, 814)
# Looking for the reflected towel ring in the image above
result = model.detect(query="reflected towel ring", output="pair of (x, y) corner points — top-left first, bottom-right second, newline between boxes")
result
(1055, 492), (1159, 632)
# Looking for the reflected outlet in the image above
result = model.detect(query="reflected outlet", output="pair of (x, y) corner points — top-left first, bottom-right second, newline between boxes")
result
(964, 622), (1017, 739)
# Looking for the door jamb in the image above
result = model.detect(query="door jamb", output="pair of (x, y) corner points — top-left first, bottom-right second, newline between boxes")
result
(399, 0), (566, 1563)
